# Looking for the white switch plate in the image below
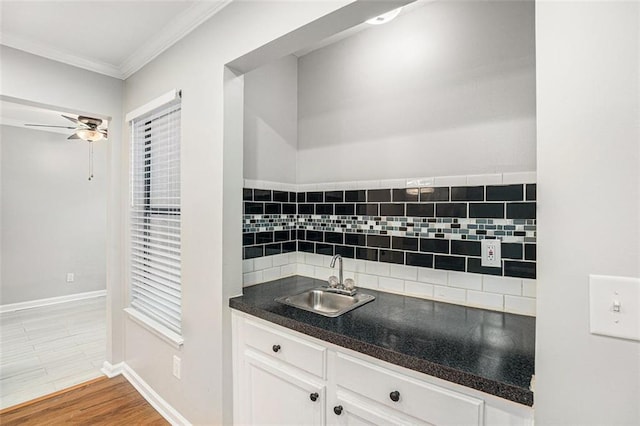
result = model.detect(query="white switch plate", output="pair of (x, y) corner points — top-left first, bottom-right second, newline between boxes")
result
(481, 239), (501, 267)
(66, 273), (74, 283)
(173, 355), (181, 379)
(589, 275), (640, 341)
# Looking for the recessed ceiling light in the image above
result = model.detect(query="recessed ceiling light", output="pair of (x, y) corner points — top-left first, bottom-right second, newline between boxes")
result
(366, 7), (403, 25)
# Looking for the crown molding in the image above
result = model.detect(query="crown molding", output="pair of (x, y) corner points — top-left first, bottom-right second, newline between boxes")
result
(119, 0), (233, 79)
(0, 33), (123, 79)
(0, 0), (232, 80)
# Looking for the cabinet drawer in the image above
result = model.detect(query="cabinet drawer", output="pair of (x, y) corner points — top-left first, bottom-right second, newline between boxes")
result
(244, 319), (326, 378)
(336, 353), (483, 426)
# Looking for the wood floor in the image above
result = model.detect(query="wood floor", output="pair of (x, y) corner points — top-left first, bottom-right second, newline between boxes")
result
(0, 375), (168, 425)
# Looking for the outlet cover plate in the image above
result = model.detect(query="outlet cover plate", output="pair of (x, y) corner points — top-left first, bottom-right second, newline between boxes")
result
(481, 239), (501, 267)
(589, 275), (640, 341)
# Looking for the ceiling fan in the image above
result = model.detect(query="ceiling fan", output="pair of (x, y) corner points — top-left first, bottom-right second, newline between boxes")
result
(25, 114), (108, 141)
(24, 114), (108, 181)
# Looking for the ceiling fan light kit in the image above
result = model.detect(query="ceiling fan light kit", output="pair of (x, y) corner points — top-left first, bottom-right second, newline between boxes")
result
(75, 128), (105, 142)
(24, 114), (108, 180)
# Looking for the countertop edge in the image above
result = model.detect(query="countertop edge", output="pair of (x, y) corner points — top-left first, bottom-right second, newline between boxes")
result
(229, 298), (534, 407)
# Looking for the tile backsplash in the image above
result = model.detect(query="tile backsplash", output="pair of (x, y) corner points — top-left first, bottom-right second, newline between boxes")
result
(241, 176), (537, 316)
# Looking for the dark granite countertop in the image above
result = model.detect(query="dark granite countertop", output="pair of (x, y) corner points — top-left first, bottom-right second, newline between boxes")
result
(229, 275), (535, 406)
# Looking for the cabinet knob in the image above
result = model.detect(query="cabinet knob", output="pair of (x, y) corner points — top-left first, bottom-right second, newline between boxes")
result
(272, 344), (281, 353)
(309, 392), (319, 402)
(333, 405), (343, 415)
(389, 390), (400, 402)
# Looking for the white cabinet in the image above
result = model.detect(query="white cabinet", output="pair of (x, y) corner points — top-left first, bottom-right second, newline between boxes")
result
(334, 352), (483, 426)
(232, 312), (534, 426)
(243, 351), (325, 425)
(330, 389), (434, 426)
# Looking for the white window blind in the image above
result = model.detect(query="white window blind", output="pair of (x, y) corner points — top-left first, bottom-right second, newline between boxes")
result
(129, 95), (182, 335)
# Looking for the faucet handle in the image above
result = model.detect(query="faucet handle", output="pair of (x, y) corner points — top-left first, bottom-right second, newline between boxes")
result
(328, 275), (339, 288)
(344, 278), (355, 290)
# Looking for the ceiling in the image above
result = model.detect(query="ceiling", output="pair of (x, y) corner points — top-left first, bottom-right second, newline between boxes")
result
(0, 0), (230, 80)
(0, 0), (428, 132)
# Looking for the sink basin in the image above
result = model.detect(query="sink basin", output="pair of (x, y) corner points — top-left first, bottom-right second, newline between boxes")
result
(275, 288), (375, 317)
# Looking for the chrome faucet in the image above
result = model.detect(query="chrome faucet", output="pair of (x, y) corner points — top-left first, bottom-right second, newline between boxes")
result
(327, 254), (357, 296)
(330, 254), (343, 287)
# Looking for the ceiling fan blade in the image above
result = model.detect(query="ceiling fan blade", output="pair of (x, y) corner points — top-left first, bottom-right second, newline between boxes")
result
(67, 133), (80, 140)
(25, 124), (77, 129)
(62, 114), (81, 125)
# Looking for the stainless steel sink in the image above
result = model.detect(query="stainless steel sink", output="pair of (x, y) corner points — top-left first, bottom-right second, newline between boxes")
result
(275, 288), (375, 317)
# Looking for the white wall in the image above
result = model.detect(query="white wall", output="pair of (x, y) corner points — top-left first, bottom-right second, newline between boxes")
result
(536, 2), (640, 425)
(122, 1), (368, 423)
(0, 45), (125, 366)
(244, 55), (298, 184)
(297, 0), (536, 183)
(0, 126), (106, 304)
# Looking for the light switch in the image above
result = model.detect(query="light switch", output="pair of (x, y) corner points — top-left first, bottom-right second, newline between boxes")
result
(589, 275), (640, 341)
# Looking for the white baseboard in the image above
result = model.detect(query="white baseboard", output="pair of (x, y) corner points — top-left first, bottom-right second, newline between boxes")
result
(0, 290), (107, 314)
(101, 361), (124, 378)
(122, 363), (191, 426)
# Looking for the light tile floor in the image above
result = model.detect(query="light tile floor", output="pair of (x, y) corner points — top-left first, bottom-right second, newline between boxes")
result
(0, 296), (106, 409)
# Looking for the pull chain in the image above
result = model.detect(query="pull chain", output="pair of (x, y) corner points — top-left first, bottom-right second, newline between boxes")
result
(88, 142), (94, 181)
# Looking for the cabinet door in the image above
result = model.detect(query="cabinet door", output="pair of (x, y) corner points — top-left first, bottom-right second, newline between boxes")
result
(243, 351), (325, 426)
(329, 390), (429, 426)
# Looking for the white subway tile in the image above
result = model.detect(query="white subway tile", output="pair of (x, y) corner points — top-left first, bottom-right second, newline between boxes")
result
(434, 175), (467, 186)
(355, 273), (378, 289)
(404, 281), (434, 298)
(502, 171), (536, 184)
(263, 267), (282, 282)
(342, 258), (357, 272)
(466, 174), (503, 185)
(358, 180), (381, 189)
(323, 256), (335, 268)
(406, 177), (434, 187)
(342, 270), (356, 281)
(297, 183), (317, 191)
(433, 285), (466, 303)
(522, 280), (537, 298)
(272, 254), (289, 267)
(467, 291), (504, 310)
(317, 182), (338, 191)
(281, 264), (297, 277)
(254, 256), (272, 271)
(242, 259), (254, 273)
(314, 266), (333, 281)
(289, 253), (299, 264)
(417, 268), (448, 285)
(243, 271), (263, 287)
(340, 181), (359, 190)
(295, 252), (305, 264)
(505, 296), (536, 316)
(483, 276), (522, 296)
(305, 253), (325, 267)
(379, 277), (405, 293)
(448, 272), (482, 290)
(384, 179), (406, 189)
(297, 264), (315, 278)
(389, 265), (418, 281)
(365, 261), (390, 277)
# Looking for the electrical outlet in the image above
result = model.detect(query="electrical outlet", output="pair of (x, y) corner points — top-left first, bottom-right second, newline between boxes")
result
(172, 355), (181, 379)
(481, 239), (501, 267)
(66, 273), (75, 283)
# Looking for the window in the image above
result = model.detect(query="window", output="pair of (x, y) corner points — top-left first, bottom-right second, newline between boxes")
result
(128, 91), (182, 338)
